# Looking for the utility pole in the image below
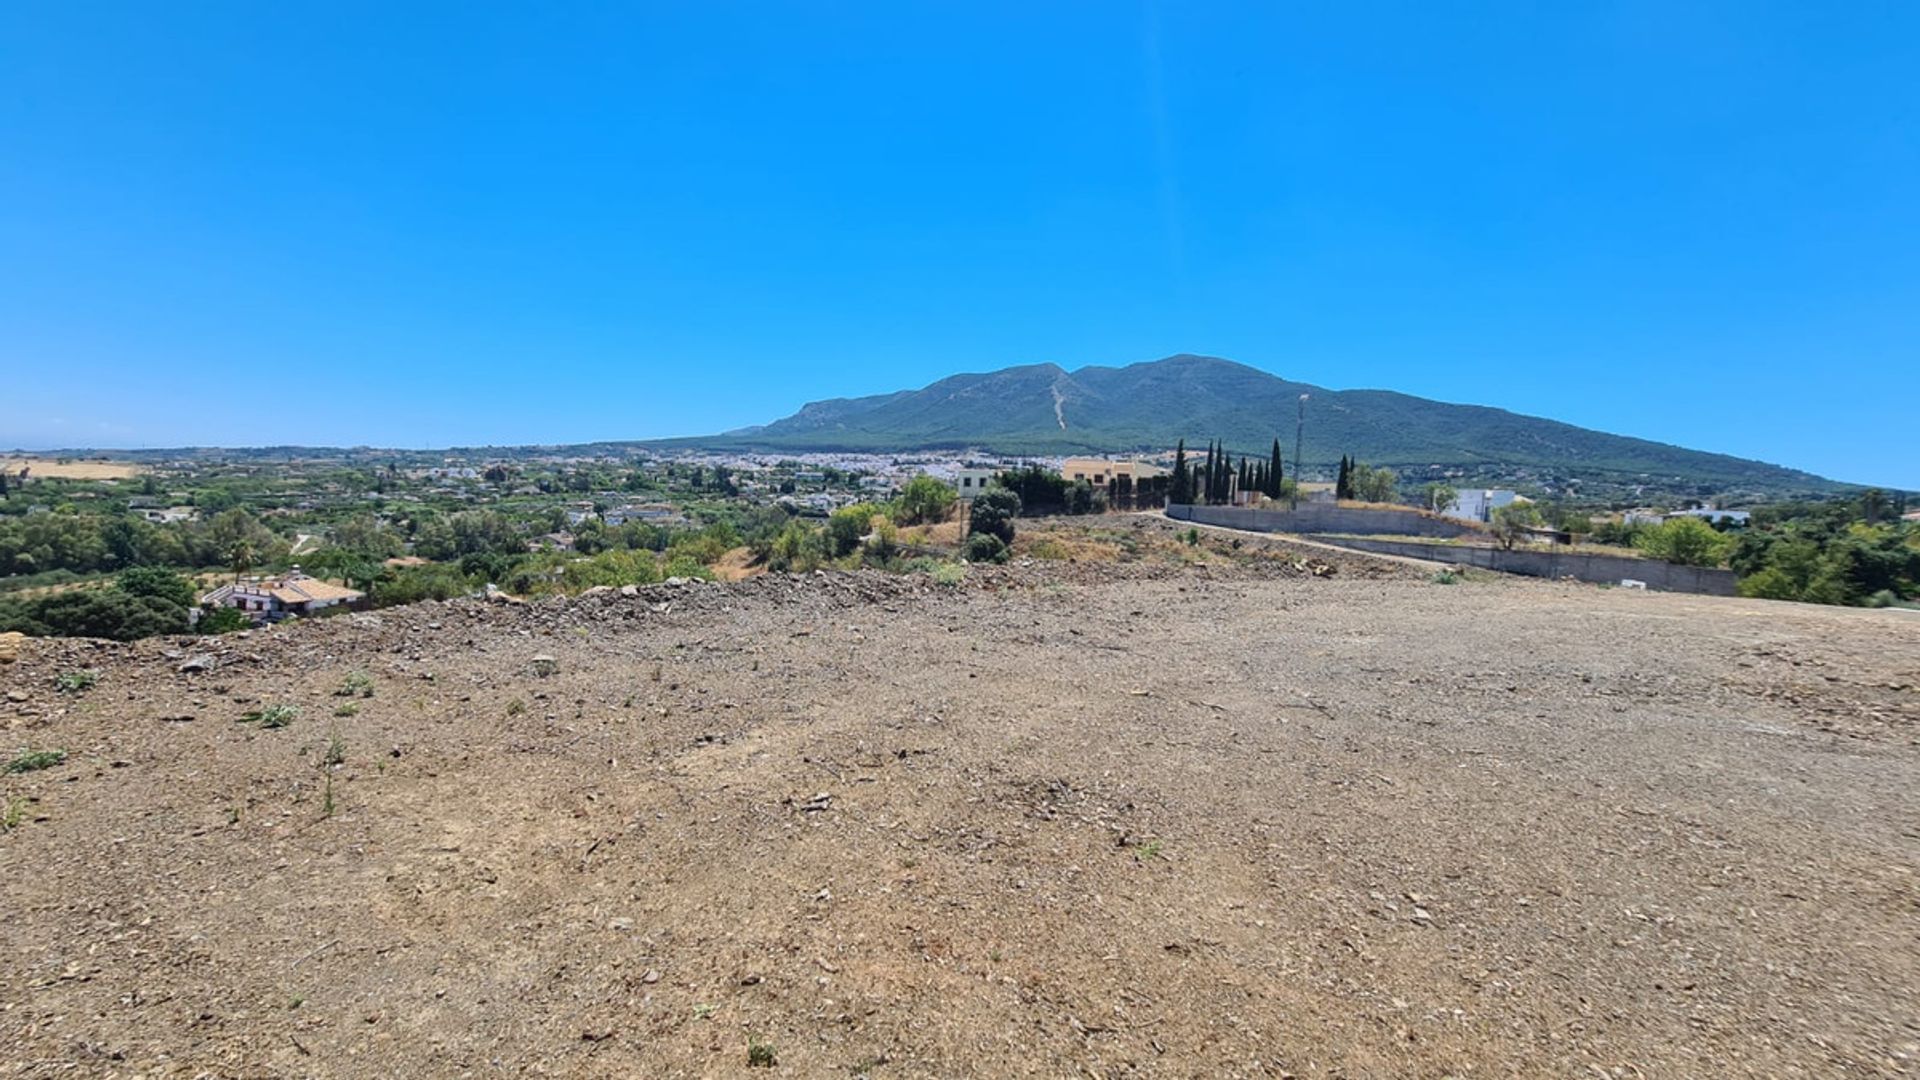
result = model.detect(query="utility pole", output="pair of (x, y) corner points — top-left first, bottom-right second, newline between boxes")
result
(1291, 393), (1308, 510)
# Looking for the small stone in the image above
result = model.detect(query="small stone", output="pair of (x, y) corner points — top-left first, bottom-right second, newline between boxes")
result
(177, 655), (216, 674)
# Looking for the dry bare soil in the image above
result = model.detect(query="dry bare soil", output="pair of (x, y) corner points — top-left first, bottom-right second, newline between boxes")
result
(4, 520), (1919, 1078)
(0, 458), (145, 481)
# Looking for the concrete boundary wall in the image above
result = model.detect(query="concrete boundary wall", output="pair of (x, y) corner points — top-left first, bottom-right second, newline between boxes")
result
(1305, 536), (1738, 596)
(1166, 503), (1481, 539)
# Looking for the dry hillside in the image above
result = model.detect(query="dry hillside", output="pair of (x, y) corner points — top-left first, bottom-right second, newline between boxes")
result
(4, 520), (1918, 1077)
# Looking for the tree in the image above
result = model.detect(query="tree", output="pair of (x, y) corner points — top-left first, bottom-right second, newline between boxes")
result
(1170, 440), (1190, 505)
(1348, 462), (1397, 503)
(1267, 440), (1283, 498)
(895, 475), (956, 525)
(1491, 502), (1543, 550)
(117, 566), (196, 609)
(863, 514), (899, 563)
(1421, 483), (1459, 515)
(998, 466), (1070, 515)
(13, 588), (190, 641)
(826, 504), (879, 558)
(968, 488), (1020, 546)
(1861, 488), (1891, 525)
(1635, 517), (1732, 567)
(333, 514), (402, 559)
(767, 520), (824, 573)
(228, 538), (256, 583)
(1335, 456), (1353, 500)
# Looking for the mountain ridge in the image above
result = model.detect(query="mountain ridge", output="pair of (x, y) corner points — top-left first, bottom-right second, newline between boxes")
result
(693, 354), (1840, 499)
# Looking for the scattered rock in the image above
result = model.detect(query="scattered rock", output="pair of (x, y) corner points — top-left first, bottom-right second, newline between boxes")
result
(177, 654), (216, 674)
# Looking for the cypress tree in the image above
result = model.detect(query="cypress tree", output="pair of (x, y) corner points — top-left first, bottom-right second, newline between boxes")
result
(1204, 442), (1218, 504)
(1268, 439), (1283, 498)
(1170, 439), (1189, 504)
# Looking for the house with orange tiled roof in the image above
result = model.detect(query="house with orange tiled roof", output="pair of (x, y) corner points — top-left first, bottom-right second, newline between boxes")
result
(199, 568), (365, 623)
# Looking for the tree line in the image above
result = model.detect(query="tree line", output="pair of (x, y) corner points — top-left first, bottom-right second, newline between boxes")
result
(1168, 439), (1292, 506)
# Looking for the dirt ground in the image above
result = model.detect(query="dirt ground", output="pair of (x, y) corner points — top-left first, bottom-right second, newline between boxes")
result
(4, 519), (1918, 1078)
(0, 458), (146, 480)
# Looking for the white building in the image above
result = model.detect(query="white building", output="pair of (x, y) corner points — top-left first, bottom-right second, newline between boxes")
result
(1669, 508), (1751, 526)
(199, 570), (364, 623)
(135, 506), (196, 524)
(1442, 489), (1519, 523)
(954, 469), (999, 500)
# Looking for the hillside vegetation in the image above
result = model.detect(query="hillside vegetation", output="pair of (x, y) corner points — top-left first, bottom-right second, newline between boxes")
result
(685, 355), (1838, 500)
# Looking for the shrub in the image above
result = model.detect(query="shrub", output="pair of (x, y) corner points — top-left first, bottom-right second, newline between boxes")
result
(117, 566), (197, 609)
(893, 476), (956, 525)
(241, 704), (300, 729)
(768, 520), (825, 573)
(16, 588), (190, 641)
(1491, 503), (1543, 550)
(54, 668), (100, 692)
(826, 504), (880, 558)
(863, 514), (899, 563)
(968, 489), (1021, 546)
(198, 605), (250, 634)
(1636, 517), (1732, 567)
(962, 533), (1009, 564)
(5, 748), (66, 773)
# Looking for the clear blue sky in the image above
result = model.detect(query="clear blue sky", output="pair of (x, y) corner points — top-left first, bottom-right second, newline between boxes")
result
(2, 3), (1915, 487)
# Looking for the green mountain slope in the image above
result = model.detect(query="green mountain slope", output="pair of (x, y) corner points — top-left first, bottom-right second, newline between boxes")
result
(692, 355), (1840, 499)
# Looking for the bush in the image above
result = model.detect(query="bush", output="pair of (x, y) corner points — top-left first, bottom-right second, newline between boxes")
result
(894, 476), (956, 525)
(54, 669), (100, 692)
(863, 514), (899, 563)
(968, 489), (1021, 546)
(962, 533), (1009, 564)
(198, 605), (250, 634)
(1635, 517), (1731, 567)
(1491, 503), (1543, 550)
(826, 504), (880, 558)
(5, 749), (66, 774)
(6, 587), (190, 641)
(116, 566), (197, 609)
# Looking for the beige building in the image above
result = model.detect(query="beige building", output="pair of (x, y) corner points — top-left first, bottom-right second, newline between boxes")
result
(1060, 458), (1168, 488)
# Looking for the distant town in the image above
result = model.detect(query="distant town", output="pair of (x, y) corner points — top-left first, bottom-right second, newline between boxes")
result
(0, 441), (1912, 643)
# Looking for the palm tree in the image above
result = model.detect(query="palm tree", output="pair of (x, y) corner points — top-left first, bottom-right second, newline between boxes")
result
(229, 539), (256, 584)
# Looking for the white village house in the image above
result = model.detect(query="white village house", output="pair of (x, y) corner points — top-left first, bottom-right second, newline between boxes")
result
(199, 569), (364, 623)
(1440, 489), (1521, 523)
